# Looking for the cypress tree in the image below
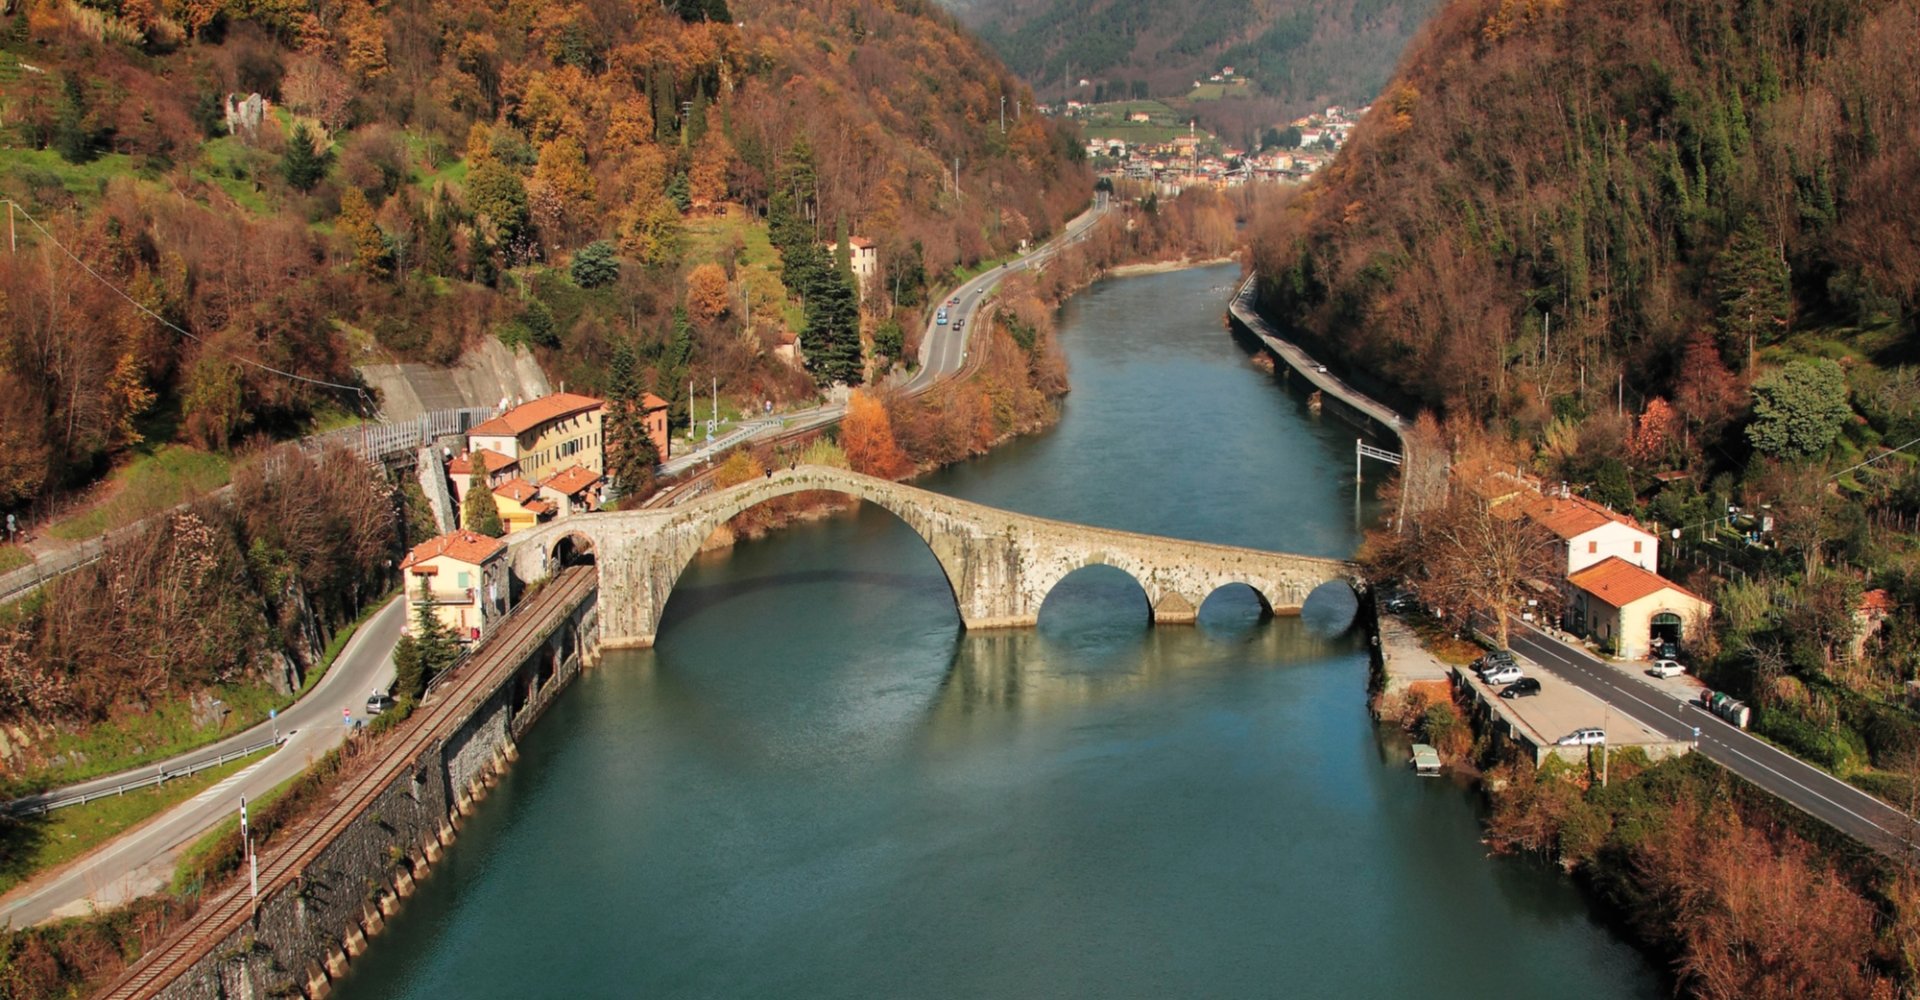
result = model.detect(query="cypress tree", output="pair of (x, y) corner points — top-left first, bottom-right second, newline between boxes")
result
(462, 466), (505, 536)
(281, 122), (329, 192)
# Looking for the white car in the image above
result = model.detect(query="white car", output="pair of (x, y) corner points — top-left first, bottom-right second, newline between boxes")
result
(1481, 664), (1524, 686)
(1557, 728), (1607, 746)
(1647, 659), (1685, 678)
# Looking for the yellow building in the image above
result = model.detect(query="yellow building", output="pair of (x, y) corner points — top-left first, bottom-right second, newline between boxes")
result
(399, 530), (508, 642)
(467, 392), (606, 484)
(485, 477), (555, 535)
(1566, 557), (1714, 661)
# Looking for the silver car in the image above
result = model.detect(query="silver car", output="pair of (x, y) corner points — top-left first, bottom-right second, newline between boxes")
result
(1557, 728), (1606, 746)
(1482, 664), (1524, 686)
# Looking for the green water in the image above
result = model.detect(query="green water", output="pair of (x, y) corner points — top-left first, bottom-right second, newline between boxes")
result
(336, 265), (1661, 999)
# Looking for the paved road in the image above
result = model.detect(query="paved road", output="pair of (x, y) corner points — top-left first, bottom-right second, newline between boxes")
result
(1508, 621), (1920, 859)
(1228, 272), (1407, 439)
(655, 201), (1109, 484)
(0, 597), (404, 926)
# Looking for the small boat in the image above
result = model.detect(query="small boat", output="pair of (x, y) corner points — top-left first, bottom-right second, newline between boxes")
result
(1410, 743), (1442, 776)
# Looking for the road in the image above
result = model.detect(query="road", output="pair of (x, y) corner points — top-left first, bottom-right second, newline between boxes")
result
(654, 201), (1108, 483)
(1508, 621), (1920, 859)
(0, 597), (404, 926)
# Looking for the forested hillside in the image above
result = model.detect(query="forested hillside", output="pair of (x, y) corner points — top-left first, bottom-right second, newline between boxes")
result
(0, 0), (1088, 510)
(1253, 0), (1918, 433)
(949, 0), (1439, 136)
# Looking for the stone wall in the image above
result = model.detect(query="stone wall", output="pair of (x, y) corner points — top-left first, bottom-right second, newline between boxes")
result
(148, 593), (598, 999)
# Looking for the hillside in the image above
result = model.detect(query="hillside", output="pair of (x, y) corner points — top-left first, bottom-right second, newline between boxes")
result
(0, 0), (1089, 512)
(945, 0), (1441, 141)
(1251, 0), (1919, 435)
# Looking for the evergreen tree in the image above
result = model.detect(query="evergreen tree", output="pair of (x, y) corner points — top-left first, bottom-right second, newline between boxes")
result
(52, 74), (103, 164)
(834, 214), (852, 278)
(1713, 218), (1791, 369)
(463, 466), (505, 536)
(407, 577), (461, 693)
(392, 633), (425, 702)
(801, 263), (862, 386)
(280, 122), (329, 192)
(423, 205), (457, 278)
(605, 341), (661, 501)
(570, 240), (619, 288)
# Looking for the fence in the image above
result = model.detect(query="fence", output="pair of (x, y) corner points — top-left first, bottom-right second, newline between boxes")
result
(3, 735), (285, 817)
(0, 406), (497, 605)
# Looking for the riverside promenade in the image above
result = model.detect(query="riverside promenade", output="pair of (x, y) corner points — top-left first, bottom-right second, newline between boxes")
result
(1228, 273), (1408, 441)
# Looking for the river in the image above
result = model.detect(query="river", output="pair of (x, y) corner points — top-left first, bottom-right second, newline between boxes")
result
(336, 264), (1662, 998)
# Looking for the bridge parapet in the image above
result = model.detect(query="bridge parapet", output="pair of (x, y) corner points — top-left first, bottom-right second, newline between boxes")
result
(506, 466), (1363, 646)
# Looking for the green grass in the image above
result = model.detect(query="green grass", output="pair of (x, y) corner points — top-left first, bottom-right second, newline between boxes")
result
(1080, 122), (1192, 143)
(0, 543), (29, 574)
(171, 765), (302, 895)
(0, 147), (143, 204)
(683, 209), (802, 333)
(192, 137), (275, 215)
(45, 445), (231, 542)
(0, 748), (270, 897)
(413, 155), (470, 196)
(2, 683), (285, 799)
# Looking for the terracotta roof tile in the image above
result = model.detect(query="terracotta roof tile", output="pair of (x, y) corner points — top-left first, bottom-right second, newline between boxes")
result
(640, 392), (668, 411)
(540, 465), (602, 496)
(492, 477), (545, 506)
(1517, 492), (1647, 540)
(447, 448), (518, 477)
(468, 392), (604, 437)
(401, 530), (505, 571)
(1568, 557), (1703, 608)
(1861, 589), (1895, 614)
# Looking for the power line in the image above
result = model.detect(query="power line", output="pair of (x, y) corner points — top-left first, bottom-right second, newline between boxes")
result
(1661, 434), (1920, 540)
(3, 199), (368, 397)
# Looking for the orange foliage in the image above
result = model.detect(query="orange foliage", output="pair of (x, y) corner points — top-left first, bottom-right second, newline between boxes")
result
(840, 390), (911, 479)
(685, 263), (731, 324)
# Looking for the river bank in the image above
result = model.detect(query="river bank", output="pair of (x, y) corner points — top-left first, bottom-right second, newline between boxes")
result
(1101, 255), (1236, 279)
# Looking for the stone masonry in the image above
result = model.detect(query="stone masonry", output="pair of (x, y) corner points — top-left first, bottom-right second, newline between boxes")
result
(507, 465), (1364, 647)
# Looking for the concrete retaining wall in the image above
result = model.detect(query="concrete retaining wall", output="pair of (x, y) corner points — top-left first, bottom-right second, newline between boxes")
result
(150, 594), (598, 999)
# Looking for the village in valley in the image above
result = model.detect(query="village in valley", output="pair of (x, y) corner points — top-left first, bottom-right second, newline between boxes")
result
(1041, 67), (1364, 192)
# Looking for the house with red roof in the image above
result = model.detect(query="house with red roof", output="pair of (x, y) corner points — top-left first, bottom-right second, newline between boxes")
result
(1514, 489), (1660, 575)
(1565, 557), (1713, 660)
(467, 392), (605, 484)
(447, 448), (520, 508)
(484, 477), (556, 535)
(538, 465), (605, 516)
(399, 529), (508, 642)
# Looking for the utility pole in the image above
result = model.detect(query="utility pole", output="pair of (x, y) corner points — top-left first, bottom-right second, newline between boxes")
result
(711, 376), (718, 443)
(7, 200), (13, 253)
(1000, 95), (1006, 134)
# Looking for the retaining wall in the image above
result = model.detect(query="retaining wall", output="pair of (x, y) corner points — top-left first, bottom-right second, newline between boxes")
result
(147, 593), (597, 999)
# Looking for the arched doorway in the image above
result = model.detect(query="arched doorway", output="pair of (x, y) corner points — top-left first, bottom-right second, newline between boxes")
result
(1649, 611), (1684, 654)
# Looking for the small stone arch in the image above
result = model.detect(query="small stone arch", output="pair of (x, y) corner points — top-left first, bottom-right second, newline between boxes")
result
(550, 531), (597, 570)
(1197, 582), (1275, 627)
(1035, 561), (1154, 629)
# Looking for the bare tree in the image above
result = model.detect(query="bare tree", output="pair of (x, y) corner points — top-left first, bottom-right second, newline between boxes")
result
(1420, 492), (1560, 649)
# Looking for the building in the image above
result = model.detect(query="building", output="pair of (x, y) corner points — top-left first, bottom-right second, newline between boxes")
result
(400, 530), (508, 642)
(821, 236), (879, 292)
(486, 477), (555, 534)
(447, 448), (520, 507)
(638, 392), (671, 461)
(1565, 557), (1713, 660)
(538, 465), (605, 517)
(1517, 491), (1659, 575)
(467, 392), (605, 484)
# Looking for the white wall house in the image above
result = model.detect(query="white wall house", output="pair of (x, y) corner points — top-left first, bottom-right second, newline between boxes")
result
(1519, 492), (1659, 576)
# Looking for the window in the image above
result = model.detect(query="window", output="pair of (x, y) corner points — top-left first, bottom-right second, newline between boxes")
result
(1633, 540), (1642, 554)
(457, 571), (471, 589)
(1588, 541), (1597, 554)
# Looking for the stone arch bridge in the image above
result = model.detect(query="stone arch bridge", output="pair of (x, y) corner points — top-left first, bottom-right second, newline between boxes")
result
(506, 466), (1364, 648)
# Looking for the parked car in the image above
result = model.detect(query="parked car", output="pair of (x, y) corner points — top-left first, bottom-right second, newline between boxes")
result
(1556, 728), (1607, 746)
(1647, 659), (1685, 678)
(1482, 664), (1524, 686)
(1475, 650), (1517, 675)
(366, 690), (396, 715)
(1499, 677), (1542, 699)
(1383, 594), (1417, 614)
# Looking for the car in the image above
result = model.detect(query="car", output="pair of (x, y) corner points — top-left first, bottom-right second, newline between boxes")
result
(1556, 728), (1607, 746)
(949, 295), (961, 305)
(1475, 649), (1517, 674)
(1481, 664), (1524, 686)
(1499, 677), (1542, 699)
(1313, 364), (1329, 373)
(1383, 595), (1417, 614)
(936, 311), (949, 325)
(366, 690), (396, 715)
(1647, 658), (1685, 678)
(954, 320), (965, 331)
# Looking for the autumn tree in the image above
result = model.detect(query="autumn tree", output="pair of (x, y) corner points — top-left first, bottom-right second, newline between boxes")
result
(685, 262), (730, 323)
(336, 187), (390, 275)
(1627, 398), (1676, 467)
(1418, 492), (1559, 649)
(689, 131), (734, 208)
(840, 390), (910, 478)
(467, 158), (530, 247)
(462, 466), (504, 537)
(529, 136), (596, 253)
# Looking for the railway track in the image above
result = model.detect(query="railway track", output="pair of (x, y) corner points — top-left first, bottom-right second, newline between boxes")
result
(100, 567), (595, 1000)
